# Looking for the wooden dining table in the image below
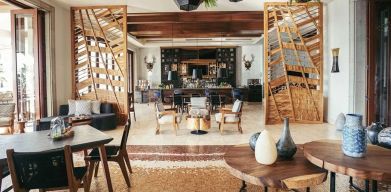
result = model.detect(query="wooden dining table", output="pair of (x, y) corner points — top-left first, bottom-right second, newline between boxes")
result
(0, 125), (115, 192)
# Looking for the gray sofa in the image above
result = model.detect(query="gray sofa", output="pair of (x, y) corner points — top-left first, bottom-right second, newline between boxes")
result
(36, 103), (117, 131)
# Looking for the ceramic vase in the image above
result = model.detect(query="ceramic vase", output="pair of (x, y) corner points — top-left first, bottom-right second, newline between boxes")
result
(255, 130), (277, 165)
(249, 132), (261, 151)
(276, 117), (297, 159)
(378, 128), (391, 149)
(335, 113), (346, 131)
(367, 122), (384, 144)
(342, 114), (367, 158)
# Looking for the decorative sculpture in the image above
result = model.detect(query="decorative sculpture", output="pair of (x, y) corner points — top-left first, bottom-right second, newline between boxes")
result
(243, 54), (255, 70)
(144, 56), (156, 72)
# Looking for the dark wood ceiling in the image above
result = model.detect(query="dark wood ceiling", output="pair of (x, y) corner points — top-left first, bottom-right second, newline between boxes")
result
(127, 11), (263, 39)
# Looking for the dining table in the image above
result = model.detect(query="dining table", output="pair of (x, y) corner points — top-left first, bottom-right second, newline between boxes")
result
(0, 125), (115, 192)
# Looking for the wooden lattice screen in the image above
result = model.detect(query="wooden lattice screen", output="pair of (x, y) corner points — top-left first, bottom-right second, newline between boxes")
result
(264, 2), (323, 124)
(71, 6), (128, 123)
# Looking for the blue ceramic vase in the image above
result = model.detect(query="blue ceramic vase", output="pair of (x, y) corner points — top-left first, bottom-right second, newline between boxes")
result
(276, 117), (297, 159)
(342, 114), (367, 158)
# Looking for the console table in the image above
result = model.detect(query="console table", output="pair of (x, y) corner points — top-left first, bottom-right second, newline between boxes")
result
(224, 144), (327, 192)
(303, 140), (391, 192)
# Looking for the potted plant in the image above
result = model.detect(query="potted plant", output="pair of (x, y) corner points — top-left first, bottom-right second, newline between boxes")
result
(204, 0), (217, 8)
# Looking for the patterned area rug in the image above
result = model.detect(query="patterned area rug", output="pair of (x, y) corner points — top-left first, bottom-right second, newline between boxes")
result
(2, 145), (391, 192)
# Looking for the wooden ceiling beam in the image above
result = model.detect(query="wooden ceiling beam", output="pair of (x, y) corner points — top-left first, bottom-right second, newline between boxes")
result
(127, 11), (263, 24)
(127, 11), (264, 39)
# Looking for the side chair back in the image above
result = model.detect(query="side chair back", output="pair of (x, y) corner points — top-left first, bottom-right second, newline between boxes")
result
(120, 118), (131, 151)
(6, 145), (75, 191)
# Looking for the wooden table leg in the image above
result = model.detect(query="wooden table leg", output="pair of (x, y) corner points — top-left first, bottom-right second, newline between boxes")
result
(98, 145), (113, 192)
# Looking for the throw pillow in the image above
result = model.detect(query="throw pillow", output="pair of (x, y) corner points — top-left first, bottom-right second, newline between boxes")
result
(68, 100), (76, 115)
(75, 100), (92, 116)
(232, 99), (242, 113)
(91, 100), (101, 114)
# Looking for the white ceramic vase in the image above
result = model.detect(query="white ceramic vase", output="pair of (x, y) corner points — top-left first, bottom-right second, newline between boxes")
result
(254, 130), (278, 165)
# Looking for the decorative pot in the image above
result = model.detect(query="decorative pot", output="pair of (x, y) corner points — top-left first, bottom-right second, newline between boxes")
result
(276, 117), (297, 159)
(255, 130), (277, 165)
(367, 122), (384, 144)
(342, 114), (367, 158)
(335, 113), (346, 131)
(378, 128), (391, 149)
(249, 132), (261, 151)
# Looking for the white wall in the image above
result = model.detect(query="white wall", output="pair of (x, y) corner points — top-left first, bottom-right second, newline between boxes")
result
(323, 0), (367, 124)
(137, 47), (161, 86)
(238, 43), (263, 86)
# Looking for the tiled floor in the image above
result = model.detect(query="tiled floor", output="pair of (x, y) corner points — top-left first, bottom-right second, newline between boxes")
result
(104, 102), (341, 146)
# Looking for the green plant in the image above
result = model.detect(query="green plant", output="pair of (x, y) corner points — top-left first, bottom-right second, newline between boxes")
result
(204, 0), (218, 8)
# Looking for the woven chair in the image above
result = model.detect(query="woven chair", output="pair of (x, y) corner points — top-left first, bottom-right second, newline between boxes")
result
(84, 119), (132, 187)
(0, 103), (15, 134)
(6, 145), (88, 192)
(0, 164), (11, 192)
(215, 100), (243, 134)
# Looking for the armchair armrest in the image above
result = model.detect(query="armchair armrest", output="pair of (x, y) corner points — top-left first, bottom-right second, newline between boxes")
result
(158, 111), (176, 116)
(220, 108), (231, 112)
(221, 111), (242, 116)
(165, 108), (177, 111)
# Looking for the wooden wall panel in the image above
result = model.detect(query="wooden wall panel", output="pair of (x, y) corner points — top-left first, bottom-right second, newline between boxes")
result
(264, 2), (323, 124)
(71, 6), (128, 124)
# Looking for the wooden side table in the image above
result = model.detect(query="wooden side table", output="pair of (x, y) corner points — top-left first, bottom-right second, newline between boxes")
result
(69, 116), (92, 126)
(224, 144), (327, 192)
(304, 140), (391, 192)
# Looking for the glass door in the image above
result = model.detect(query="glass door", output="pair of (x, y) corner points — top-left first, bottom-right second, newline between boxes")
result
(373, 3), (391, 125)
(11, 9), (46, 125)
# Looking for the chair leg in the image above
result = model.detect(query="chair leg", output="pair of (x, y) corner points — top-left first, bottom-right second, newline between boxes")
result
(86, 161), (95, 191)
(155, 124), (160, 135)
(123, 151), (133, 174)
(94, 161), (100, 177)
(117, 157), (131, 187)
(173, 123), (177, 136)
(133, 112), (136, 122)
(220, 123), (224, 135)
(238, 123), (243, 134)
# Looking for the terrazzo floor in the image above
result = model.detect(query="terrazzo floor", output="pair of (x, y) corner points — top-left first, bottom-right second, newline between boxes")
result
(104, 102), (341, 146)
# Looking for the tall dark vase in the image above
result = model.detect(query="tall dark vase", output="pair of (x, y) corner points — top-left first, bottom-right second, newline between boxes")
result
(276, 117), (297, 159)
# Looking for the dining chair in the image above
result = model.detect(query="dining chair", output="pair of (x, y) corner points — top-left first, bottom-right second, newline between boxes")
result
(232, 88), (244, 103)
(173, 93), (184, 113)
(209, 94), (223, 112)
(128, 92), (136, 122)
(215, 99), (243, 134)
(84, 118), (132, 188)
(0, 164), (11, 192)
(6, 145), (88, 192)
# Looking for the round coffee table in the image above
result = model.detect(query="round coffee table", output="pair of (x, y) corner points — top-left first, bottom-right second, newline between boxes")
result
(303, 140), (391, 192)
(224, 144), (327, 192)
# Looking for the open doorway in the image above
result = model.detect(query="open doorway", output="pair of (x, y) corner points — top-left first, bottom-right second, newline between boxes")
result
(0, 0), (48, 133)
